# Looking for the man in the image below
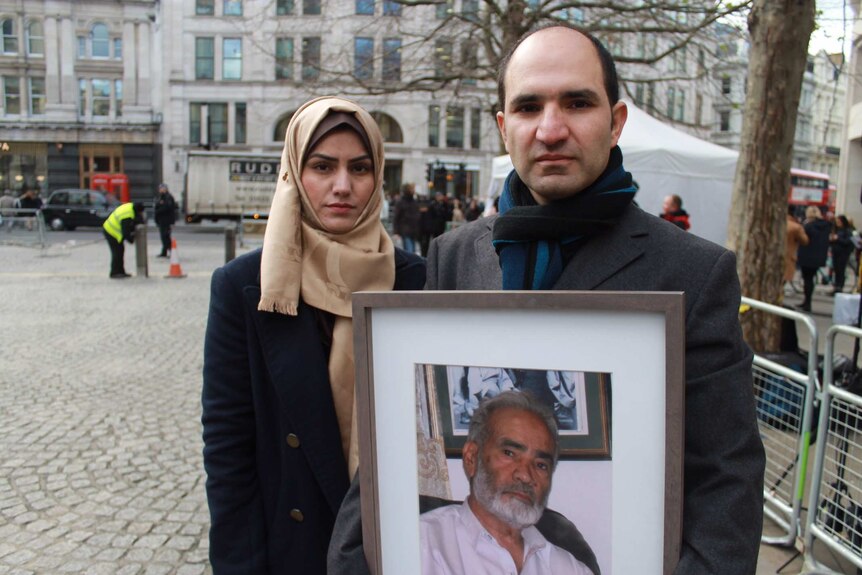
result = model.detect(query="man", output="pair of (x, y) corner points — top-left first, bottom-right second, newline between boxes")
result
(425, 25), (764, 573)
(153, 183), (177, 258)
(393, 182), (421, 254)
(17, 186), (43, 231)
(420, 391), (593, 575)
(103, 202), (144, 278)
(660, 194), (691, 230)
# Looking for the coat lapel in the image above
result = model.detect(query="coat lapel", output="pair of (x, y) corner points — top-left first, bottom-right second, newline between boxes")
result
(243, 285), (350, 514)
(473, 217), (502, 287)
(553, 206), (649, 290)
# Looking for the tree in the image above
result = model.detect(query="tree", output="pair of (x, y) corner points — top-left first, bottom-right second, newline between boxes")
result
(726, 0), (816, 352)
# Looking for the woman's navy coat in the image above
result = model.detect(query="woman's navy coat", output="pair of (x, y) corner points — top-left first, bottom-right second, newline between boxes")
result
(202, 247), (425, 574)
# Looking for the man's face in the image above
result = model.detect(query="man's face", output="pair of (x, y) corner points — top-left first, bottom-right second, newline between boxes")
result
(464, 407), (555, 529)
(662, 195), (676, 214)
(496, 27), (627, 205)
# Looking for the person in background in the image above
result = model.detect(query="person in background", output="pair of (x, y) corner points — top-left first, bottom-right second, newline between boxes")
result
(797, 206), (832, 311)
(392, 182), (421, 255)
(154, 183), (177, 258)
(830, 214), (856, 295)
(465, 198), (483, 221)
(784, 205), (809, 289)
(201, 96), (425, 575)
(17, 186), (43, 231)
(103, 202), (145, 279)
(660, 194), (690, 231)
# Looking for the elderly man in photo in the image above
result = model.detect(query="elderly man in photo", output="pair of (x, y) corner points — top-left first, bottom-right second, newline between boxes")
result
(420, 391), (593, 575)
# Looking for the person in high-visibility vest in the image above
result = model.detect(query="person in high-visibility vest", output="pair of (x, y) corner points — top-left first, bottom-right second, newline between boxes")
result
(102, 202), (144, 278)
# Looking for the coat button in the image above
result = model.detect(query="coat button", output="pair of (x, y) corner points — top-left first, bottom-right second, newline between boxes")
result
(286, 434), (300, 448)
(290, 508), (304, 522)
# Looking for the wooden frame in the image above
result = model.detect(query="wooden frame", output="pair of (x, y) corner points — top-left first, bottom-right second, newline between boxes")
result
(354, 291), (685, 575)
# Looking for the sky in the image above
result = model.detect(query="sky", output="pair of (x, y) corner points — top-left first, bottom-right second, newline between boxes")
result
(809, 0), (854, 55)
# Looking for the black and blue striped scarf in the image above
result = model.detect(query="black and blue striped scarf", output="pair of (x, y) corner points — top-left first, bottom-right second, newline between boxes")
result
(491, 146), (637, 290)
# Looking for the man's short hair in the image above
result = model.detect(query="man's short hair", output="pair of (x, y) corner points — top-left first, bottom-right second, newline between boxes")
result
(496, 23), (620, 111)
(467, 390), (560, 468)
(669, 194), (683, 209)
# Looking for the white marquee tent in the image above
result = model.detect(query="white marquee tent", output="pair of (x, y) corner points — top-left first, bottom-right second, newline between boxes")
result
(488, 101), (739, 246)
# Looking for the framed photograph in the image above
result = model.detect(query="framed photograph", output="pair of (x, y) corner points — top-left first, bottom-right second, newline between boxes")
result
(420, 363), (612, 458)
(354, 291), (684, 575)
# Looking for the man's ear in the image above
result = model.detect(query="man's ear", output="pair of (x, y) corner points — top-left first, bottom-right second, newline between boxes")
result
(462, 441), (479, 480)
(609, 100), (627, 148)
(496, 111), (508, 151)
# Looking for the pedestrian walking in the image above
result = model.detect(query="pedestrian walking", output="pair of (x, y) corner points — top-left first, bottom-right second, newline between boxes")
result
(785, 205), (808, 285)
(830, 214), (856, 295)
(102, 202), (144, 278)
(392, 182), (421, 254)
(798, 206), (831, 311)
(154, 183), (177, 258)
(201, 96), (425, 575)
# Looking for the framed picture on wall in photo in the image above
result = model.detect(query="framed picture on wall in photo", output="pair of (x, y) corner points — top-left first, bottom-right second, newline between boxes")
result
(353, 291), (685, 575)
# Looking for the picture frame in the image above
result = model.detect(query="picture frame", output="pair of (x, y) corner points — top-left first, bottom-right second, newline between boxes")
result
(354, 291), (684, 575)
(420, 363), (612, 458)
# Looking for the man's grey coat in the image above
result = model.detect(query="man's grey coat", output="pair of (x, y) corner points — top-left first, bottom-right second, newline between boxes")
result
(423, 204), (765, 574)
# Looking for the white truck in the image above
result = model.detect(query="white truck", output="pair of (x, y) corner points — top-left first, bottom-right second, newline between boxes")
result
(184, 151), (281, 223)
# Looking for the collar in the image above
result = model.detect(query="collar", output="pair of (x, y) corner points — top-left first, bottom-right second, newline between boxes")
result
(457, 499), (548, 559)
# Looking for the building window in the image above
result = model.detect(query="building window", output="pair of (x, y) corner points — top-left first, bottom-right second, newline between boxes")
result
(462, 0), (479, 21)
(223, 38), (242, 80)
(113, 38), (122, 59)
(446, 106), (464, 148)
(2, 19), (16, 54)
(635, 84), (644, 106)
(302, 37), (321, 81)
(276, 38), (294, 80)
(78, 78), (86, 115)
(92, 79), (111, 116)
(370, 111), (403, 142)
(435, 40), (453, 79)
(356, 0), (374, 15)
(382, 38), (401, 82)
(695, 93), (703, 126)
(719, 110), (730, 132)
(675, 89), (685, 122)
(115, 79), (122, 116)
(383, 1), (401, 16)
(3, 76), (20, 114)
(277, 0), (294, 14)
(91, 23), (109, 58)
(274, 111), (295, 142)
(190, 103), (202, 143)
(429, 105), (440, 147)
(224, 0), (243, 16)
(26, 21), (43, 56)
(647, 82), (655, 111)
(77, 36), (86, 58)
(436, 0), (453, 18)
(210, 103), (228, 144)
(304, 0), (321, 15)
(461, 41), (477, 85)
(721, 76), (731, 95)
(236, 102), (247, 144)
(196, 0), (215, 15)
(29, 77), (45, 115)
(666, 87), (675, 119)
(470, 107), (481, 149)
(355, 37), (374, 80)
(195, 38), (214, 79)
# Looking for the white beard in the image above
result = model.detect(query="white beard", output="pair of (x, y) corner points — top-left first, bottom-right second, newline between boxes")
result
(472, 460), (547, 530)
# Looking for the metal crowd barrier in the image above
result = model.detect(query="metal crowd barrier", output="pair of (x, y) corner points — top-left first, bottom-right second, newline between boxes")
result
(0, 208), (47, 247)
(803, 324), (862, 573)
(741, 296), (820, 546)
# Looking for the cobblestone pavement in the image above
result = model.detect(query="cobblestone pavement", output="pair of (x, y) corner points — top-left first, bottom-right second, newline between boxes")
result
(0, 227), (257, 575)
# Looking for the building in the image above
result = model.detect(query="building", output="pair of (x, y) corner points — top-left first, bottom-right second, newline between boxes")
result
(0, 0), (161, 202)
(160, 0), (501, 207)
(837, 0), (862, 225)
(710, 24), (847, 182)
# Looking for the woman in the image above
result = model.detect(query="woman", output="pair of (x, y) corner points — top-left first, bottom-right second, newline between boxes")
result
(830, 214), (856, 295)
(202, 96), (425, 574)
(797, 206), (831, 311)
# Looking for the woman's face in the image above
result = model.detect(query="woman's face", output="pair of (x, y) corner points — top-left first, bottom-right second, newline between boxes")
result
(301, 128), (375, 234)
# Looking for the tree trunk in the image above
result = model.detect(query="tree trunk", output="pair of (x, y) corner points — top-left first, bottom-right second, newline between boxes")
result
(726, 0), (816, 353)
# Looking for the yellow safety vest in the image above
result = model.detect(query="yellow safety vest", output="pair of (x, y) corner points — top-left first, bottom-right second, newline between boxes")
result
(103, 203), (136, 243)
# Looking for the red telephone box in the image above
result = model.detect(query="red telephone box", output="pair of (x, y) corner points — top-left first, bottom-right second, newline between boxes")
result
(91, 173), (130, 203)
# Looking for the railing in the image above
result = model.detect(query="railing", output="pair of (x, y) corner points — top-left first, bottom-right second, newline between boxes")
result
(0, 208), (47, 247)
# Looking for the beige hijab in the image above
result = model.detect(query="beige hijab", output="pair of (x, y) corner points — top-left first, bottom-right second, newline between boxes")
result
(259, 96), (395, 478)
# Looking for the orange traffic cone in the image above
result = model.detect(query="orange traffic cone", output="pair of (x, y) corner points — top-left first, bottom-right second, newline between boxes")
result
(165, 238), (187, 279)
